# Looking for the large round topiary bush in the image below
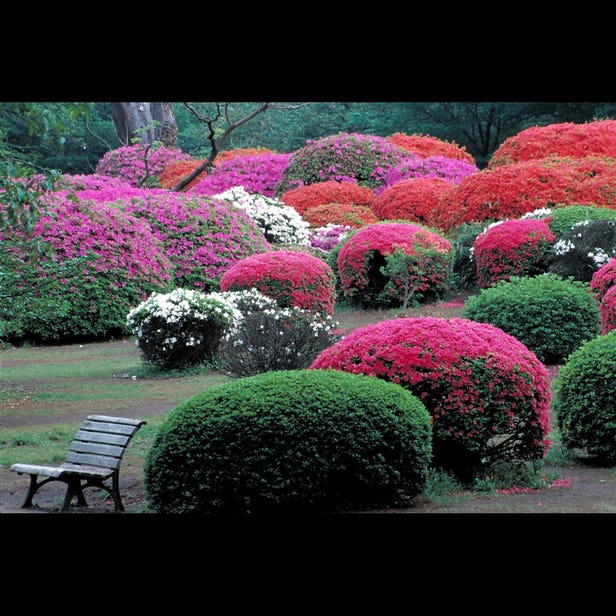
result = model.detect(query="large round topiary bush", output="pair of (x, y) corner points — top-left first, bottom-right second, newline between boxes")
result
(385, 133), (476, 163)
(280, 180), (375, 215)
(545, 204), (616, 237)
(553, 330), (616, 464)
(473, 218), (556, 288)
(310, 317), (552, 483)
(276, 133), (408, 193)
(463, 275), (601, 363)
(336, 222), (453, 308)
(143, 369), (433, 513)
(219, 249), (337, 314)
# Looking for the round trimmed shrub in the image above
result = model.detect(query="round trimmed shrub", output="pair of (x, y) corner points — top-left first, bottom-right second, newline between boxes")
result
(590, 258), (616, 302)
(302, 203), (378, 229)
(143, 369), (433, 513)
(553, 330), (616, 463)
(549, 219), (616, 282)
(370, 177), (455, 224)
(430, 156), (616, 232)
(336, 222), (453, 308)
(95, 144), (192, 187)
(0, 193), (172, 344)
(279, 180), (374, 215)
(189, 153), (292, 198)
(119, 191), (270, 291)
(276, 133), (408, 193)
(219, 249), (337, 314)
(600, 285), (616, 333)
(546, 204), (616, 237)
(489, 119), (616, 167)
(310, 317), (552, 483)
(386, 133), (476, 163)
(473, 218), (556, 288)
(463, 275), (601, 363)
(126, 288), (240, 370)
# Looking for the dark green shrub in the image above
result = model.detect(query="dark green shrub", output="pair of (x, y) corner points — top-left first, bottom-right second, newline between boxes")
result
(144, 369), (432, 514)
(553, 330), (616, 464)
(463, 275), (601, 363)
(547, 204), (616, 237)
(448, 222), (485, 289)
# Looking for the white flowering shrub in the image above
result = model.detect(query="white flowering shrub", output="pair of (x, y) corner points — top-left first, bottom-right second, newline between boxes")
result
(126, 288), (241, 370)
(213, 186), (310, 245)
(549, 219), (616, 282)
(216, 304), (342, 377)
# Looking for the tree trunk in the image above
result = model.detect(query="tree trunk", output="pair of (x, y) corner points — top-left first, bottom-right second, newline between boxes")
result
(110, 102), (178, 148)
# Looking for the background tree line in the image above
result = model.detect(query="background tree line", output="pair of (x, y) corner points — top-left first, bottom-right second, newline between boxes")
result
(2, 101), (616, 178)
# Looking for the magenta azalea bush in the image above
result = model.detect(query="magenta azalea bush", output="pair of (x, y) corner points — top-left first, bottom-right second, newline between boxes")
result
(310, 317), (552, 482)
(219, 249), (337, 314)
(1, 193), (172, 343)
(473, 218), (556, 288)
(276, 133), (408, 193)
(600, 285), (616, 333)
(590, 257), (616, 302)
(336, 222), (453, 308)
(95, 144), (192, 187)
(189, 153), (292, 198)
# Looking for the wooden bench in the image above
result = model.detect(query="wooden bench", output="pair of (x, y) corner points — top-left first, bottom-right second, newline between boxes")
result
(10, 415), (146, 512)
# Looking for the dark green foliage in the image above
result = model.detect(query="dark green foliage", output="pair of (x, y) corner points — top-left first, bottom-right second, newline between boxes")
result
(448, 222), (485, 289)
(463, 275), (601, 363)
(144, 369), (432, 514)
(553, 330), (616, 464)
(547, 204), (616, 237)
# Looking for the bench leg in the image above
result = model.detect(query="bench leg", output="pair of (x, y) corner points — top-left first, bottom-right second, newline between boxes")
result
(111, 473), (124, 511)
(60, 478), (88, 512)
(21, 475), (55, 509)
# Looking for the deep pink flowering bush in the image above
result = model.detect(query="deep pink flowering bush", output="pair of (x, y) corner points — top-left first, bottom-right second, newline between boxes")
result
(276, 133), (408, 194)
(95, 144), (192, 187)
(219, 250), (336, 314)
(600, 285), (616, 333)
(54, 173), (134, 191)
(377, 155), (479, 194)
(590, 258), (616, 302)
(473, 219), (556, 288)
(370, 177), (455, 224)
(310, 317), (552, 483)
(117, 192), (271, 291)
(189, 153), (292, 198)
(337, 222), (453, 308)
(1, 194), (172, 343)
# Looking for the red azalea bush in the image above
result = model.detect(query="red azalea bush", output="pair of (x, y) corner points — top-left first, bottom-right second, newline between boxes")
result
(158, 159), (205, 190)
(386, 133), (475, 163)
(95, 144), (192, 187)
(219, 249), (336, 314)
(489, 119), (616, 167)
(431, 156), (616, 232)
(302, 203), (378, 229)
(310, 317), (552, 483)
(370, 176), (455, 224)
(280, 180), (374, 215)
(590, 258), (616, 302)
(600, 286), (616, 333)
(473, 218), (556, 288)
(215, 147), (276, 164)
(188, 153), (292, 197)
(276, 133), (408, 193)
(336, 222), (453, 308)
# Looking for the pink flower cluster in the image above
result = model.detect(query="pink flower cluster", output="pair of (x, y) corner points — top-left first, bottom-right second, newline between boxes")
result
(189, 153), (292, 198)
(592, 258), (616, 333)
(473, 219), (556, 288)
(219, 249), (336, 314)
(310, 317), (552, 476)
(95, 144), (192, 187)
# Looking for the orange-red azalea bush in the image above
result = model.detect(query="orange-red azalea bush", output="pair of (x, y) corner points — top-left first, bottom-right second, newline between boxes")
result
(280, 180), (374, 215)
(386, 133), (475, 163)
(302, 203), (378, 229)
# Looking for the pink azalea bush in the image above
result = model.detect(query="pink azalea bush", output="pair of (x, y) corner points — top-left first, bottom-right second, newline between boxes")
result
(1, 193), (172, 343)
(95, 144), (192, 187)
(473, 218), (557, 288)
(370, 177), (455, 224)
(590, 258), (616, 302)
(276, 133), (408, 193)
(336, 222), (453, 308)
(189, 153), (292, 198)
(310, 317), (552, 483)
(600, 285), (616, 333)
(308, 224), (352, 253)
(219, 249), (336, 314)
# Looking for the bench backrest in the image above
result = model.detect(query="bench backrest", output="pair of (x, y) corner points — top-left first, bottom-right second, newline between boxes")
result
(64, 415), (146, 471)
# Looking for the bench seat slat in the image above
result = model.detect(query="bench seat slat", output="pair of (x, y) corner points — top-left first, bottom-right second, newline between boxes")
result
(69, 441), (125, 458)
(65, 451), (122, 470)
(72, 430), (130, 446)
(10, 463), (67, 478)
(86, 415), (146, 427)
(80, 420), (140, 436)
